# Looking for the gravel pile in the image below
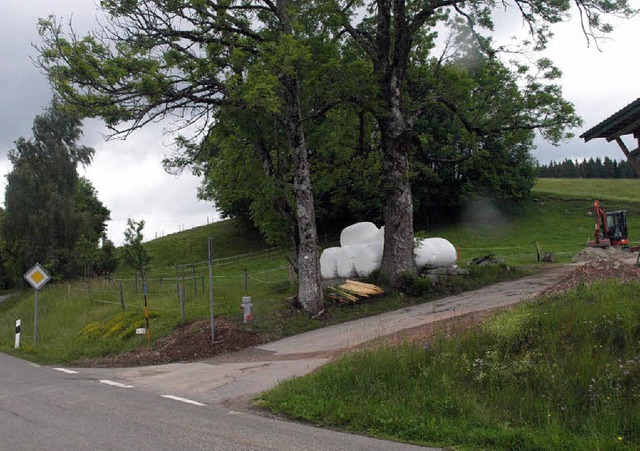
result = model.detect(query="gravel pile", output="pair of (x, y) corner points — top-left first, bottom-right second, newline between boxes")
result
(571, 246), (630, 262)
(539, 259), (640, 298)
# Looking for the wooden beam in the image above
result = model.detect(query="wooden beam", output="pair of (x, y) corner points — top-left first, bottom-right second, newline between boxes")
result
(606, 117), (640, 141)
(615, 137), (640, 176)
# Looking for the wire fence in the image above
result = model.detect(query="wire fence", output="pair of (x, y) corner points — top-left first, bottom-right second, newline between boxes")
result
(34, 237), (638, 339)
(65, 261), (294, 327)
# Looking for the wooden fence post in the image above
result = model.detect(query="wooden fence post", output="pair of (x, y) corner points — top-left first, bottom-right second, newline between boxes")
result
(119, 282), (125, 312)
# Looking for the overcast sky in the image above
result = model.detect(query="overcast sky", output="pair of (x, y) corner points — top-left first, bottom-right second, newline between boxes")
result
(1, 1), (638, 244)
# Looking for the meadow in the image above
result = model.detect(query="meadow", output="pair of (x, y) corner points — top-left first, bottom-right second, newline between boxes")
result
(534, 178), (640, 203)
(1, 178), (639, 366)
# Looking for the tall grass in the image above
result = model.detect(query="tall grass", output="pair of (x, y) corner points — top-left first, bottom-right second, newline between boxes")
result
(259, 280), (640, 450)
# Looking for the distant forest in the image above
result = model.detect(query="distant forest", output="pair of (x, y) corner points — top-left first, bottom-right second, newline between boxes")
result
(537, 157), (637, 178)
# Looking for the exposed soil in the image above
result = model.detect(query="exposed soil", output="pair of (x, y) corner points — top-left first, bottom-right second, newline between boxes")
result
(571, 246), (631, 262)
(72, 257), (640, 368)
(538, 258), (640, 298)
(72, 317), (269, 368)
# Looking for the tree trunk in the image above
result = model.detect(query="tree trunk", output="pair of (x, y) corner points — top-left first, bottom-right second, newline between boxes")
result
(379, 117), (416, 287)
(282, 75), (324, 315)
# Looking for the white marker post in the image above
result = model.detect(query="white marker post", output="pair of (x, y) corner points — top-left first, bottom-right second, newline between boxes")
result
(15, 319), (21, 349)
(24, 263), (51, 346)
(136, 327), (146, 346)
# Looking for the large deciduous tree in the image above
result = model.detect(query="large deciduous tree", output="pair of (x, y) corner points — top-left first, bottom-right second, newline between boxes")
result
(37, 1), (325, 314)
(327, 0), (634, 285)
(2, 101), (110, 282)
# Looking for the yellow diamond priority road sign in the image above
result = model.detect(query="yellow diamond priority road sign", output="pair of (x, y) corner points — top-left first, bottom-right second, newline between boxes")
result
(24, 263), (51, 290)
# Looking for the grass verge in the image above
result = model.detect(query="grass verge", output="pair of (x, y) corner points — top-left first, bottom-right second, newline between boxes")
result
(258, 280), (640, 450)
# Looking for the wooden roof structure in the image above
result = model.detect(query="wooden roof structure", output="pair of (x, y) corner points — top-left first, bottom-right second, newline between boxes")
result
(580, 98), (640, 175)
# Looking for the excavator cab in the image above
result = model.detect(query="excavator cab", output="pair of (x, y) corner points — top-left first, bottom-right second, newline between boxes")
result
(589, 200), (630, 248)
(606, 210), (628, 243)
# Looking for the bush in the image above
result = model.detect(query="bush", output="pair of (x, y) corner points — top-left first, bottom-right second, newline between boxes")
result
(398, 272), (434, 297)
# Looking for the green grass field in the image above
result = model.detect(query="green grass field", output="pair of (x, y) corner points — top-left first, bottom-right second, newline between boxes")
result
(424, 193), (640, 264)
(2, 178), (640, 365)
(0, 219), (295, 363)
(534, 178), (640, 203)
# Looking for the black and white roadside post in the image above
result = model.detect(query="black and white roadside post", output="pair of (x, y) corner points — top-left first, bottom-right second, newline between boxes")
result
(15, 320), (21, 349)
(24, 263), (51, 346)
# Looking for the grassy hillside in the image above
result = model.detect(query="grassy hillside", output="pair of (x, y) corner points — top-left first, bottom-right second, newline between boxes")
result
(2, 178), (639, 363)
(417, 180), (640, 264)
(534, 178), (640, 203)
(143, 217), (267, 268)
(0, 218), (293, 363)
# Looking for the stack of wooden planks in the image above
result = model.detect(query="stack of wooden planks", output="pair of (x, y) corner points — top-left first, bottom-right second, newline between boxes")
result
(326, 279), (384, 304)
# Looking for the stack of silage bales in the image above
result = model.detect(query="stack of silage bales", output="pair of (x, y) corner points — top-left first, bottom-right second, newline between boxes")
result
(320, 222), (457, 280)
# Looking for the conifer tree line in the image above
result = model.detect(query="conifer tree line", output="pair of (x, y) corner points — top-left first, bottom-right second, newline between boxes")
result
(537, 157), (638, 179)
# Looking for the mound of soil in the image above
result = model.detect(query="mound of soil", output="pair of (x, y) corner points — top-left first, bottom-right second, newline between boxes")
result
(571, 246), (630, 262)
(72, 317), (269, 368)
(539, 259), (640, 298)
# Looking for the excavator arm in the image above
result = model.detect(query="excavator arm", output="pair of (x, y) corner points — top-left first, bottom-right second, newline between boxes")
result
(593, 200), (609, 244)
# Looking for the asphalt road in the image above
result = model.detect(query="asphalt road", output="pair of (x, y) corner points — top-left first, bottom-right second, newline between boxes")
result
(0, 352), (432, 450)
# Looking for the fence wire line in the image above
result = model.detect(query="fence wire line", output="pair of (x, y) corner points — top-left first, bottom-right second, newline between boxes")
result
(143, 248), (287, 276)
(112, 264), (289, 284)
(248, 274), (290, 285)
(94, 298), (234, 311)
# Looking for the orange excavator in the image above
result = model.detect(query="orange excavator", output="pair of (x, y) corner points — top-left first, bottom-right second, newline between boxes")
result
(589, 200), (630, 248)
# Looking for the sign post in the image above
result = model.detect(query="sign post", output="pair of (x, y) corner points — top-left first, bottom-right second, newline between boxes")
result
(24, 263), (51, 346)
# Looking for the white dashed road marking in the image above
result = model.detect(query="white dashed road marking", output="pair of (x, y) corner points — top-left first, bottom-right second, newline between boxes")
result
(161, 395), (206, 406)
(53, 368), (78, 374)
(99, 380), (134, 388)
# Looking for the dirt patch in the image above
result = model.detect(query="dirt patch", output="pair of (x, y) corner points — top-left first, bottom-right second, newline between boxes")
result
(538, 259), (640, 298)
(571, 246), (630, 262)
(72, 317), (269, 368)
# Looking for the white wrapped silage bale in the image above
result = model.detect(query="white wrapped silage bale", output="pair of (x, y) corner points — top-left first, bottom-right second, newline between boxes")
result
(414, 238), (457, 268)
(337, 245), (363, 279)
(372, 226), (385, 246)
(353, 243), (384, 277)
(340, 222), (380, 247)
(320, 247), (341, 279)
